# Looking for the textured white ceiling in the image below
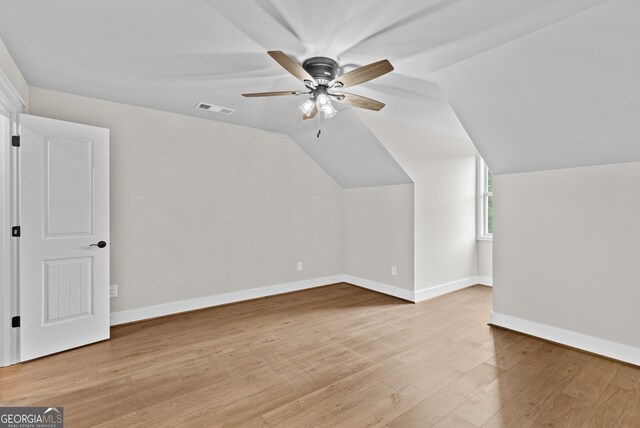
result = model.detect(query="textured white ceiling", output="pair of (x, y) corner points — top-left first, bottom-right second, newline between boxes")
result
(0, 0), (612, 183)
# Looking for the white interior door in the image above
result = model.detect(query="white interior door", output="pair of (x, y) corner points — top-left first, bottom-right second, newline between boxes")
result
(19, 114), (109, 361)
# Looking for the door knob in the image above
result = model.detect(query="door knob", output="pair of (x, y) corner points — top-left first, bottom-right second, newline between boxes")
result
(90, 241), (107, 248)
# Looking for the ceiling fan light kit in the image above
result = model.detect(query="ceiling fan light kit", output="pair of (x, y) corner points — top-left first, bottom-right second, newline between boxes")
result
(299, 99), (316, 116)
(310, 88), (338, 119)
(243, 51), (393, 120)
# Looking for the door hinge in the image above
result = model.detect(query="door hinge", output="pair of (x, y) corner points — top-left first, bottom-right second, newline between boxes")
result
(11, 226), (20, 237)
(11, 135), (20, 147)
(11, 316), (20, 328)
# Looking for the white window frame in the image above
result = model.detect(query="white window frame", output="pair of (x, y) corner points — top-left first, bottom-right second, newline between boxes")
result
(477, 157), (493, 241)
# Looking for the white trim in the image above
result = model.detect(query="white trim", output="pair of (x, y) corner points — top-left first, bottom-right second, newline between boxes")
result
(342, 275), (415, 302)
(0, 115), (9, 367)
(110, 275), (494, 327)
(490, 312), (640, 367)
(476, 156), (493, 241)
(344, 275), (491, 303)
(415, 276), (480, 302)
(0, 67), (26, 114)
(477, 276), (493, 287)
(0, 63), (23, 366)
(110, 275), (343, 326)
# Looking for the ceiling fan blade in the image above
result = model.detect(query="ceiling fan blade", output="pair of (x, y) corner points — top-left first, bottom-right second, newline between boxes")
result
(242, 90), (303, 97)
(268, 51), (316, 84)
(330, 60), (394, 89)
(333, 92), (385, 111)
(303, 106), (318, 120)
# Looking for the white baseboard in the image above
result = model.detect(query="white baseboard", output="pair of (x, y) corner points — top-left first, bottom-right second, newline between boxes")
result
(477, 276), (493, 287)
(490, 312), (640, 367)
(342, 275), (415, 302)
(345, 275), (492, 303)
(414, 276), (481, 302)
(110, 275), (343, 326)
(111, 274), (493, 326)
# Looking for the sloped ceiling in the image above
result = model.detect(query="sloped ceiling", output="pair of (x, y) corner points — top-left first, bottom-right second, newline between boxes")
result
(0, 0), (612, 184)
(434, 0), (639, 174)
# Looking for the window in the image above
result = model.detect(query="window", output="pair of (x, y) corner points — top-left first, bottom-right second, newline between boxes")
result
(478, 159), (493, 240)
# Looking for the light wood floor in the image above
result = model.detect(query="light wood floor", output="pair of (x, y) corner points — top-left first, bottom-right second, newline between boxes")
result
(1, 284), (639, 427)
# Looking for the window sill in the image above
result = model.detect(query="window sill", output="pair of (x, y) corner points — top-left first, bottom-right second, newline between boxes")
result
(477, 235), (493, 242)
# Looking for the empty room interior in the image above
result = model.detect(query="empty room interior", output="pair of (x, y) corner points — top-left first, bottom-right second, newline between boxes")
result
(1, 1), (639, 427)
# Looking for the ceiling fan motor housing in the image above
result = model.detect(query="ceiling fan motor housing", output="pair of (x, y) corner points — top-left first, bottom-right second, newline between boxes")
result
(302, 57), (339, 86)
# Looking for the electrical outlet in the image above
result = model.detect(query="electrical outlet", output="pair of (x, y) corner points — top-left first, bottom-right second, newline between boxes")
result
(297, 261), (303, 271)
(110, 284), (118, 298)
(391, 266), (397, 276)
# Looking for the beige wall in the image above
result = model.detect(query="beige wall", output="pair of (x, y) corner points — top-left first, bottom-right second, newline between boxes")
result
(29, 87), (344, 312)
(477, 241), (493, 279)
(359, 113), (479, 291)
(494, 161), (640, 348)
(343, 184), (415, 291)
(415, 157), (477, 288)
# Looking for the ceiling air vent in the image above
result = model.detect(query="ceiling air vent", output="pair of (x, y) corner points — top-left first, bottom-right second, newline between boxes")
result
(195, 102), (235, 115)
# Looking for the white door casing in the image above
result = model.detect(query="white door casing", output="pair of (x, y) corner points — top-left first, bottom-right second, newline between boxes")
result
(0, 113), (12, 367)
(19, 114), (109, 361)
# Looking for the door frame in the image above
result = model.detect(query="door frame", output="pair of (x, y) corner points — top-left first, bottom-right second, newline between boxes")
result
(0, 67), (26, 367)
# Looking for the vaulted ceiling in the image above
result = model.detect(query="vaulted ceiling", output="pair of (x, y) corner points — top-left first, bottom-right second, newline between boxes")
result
(0, 0), (621, 184)
(434, 0), (640, 174)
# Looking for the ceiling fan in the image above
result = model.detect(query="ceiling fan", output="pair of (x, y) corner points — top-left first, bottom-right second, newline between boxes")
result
(242, 51), (394, 120)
